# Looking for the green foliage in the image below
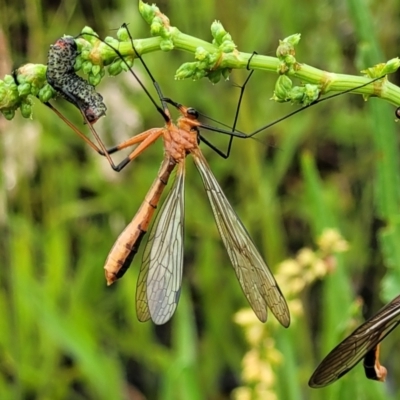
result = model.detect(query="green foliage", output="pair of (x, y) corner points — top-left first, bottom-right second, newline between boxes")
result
(1, 0), (400, 399)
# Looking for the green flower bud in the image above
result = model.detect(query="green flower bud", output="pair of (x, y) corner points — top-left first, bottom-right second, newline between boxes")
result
(221, 68), (231, 80)
(117, 26), (129, 42)
(92, 64), (101, 76)
(1, 108), (15, 120)
(80, 48), (90, 60)
(139, 0), (157, 25)
(74, 56), (83, 71)
(273, 75), (293, 101)
(81, 26), (96, 35)
(195, 47), (208, 61)
(20, 100), (33, 118)
(38, 84), (55, 103)
(0, 75), (19, 109)
(104, 36), (117, 46)
(150, 17), (163, 35)
(211, 21), (228, 46)
(30, 84), (39, 96)
(88, 73), (101, 86)
(175, 62), (208, 80)
(108, 59), (123, 76)
(302, 84), (320, 105)
(81, 26), (99, 44)
(283, 54), (296, 66)
(276, 40), (293, 59)
(220, 40), (236, 53)
(289, 86), (306, 103)
(4, 74), (16, 85)
(381, 57), (400, 75)
(82, 61), (93, 75)
(193, 69), (207, 80)
(160, 39), (174, 51)
(120, 57), (133, 72)
(17, 82), (31, 96)
(208, 69), (222, 84)
(278, 74), (293, 91)
(284, 33), (301, 46)
(175, 63), (196, 80)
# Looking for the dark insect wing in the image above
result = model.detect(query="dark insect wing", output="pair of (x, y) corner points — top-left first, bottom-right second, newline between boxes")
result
(191, 148), (290, 327)
(309, 294), (400, 388)
(136, 162), (186, 325)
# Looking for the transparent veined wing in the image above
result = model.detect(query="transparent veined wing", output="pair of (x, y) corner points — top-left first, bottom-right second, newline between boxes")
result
(191, 148), (290, 327)
(309, 294), (400, 388)
(136, 161), (185, 325)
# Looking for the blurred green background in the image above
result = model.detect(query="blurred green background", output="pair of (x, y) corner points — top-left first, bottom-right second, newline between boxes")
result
(1, 0), (400, 399)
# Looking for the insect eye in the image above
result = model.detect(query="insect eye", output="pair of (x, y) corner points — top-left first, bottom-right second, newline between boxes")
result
(187, 108), (198, 119)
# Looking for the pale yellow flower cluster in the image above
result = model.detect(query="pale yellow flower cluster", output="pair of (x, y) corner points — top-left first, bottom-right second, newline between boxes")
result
(233, 228), (349, 400)
(276, 228), (349, 319)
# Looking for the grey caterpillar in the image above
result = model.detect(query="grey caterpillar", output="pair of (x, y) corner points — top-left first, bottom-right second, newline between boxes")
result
(46, 37), (107, 123)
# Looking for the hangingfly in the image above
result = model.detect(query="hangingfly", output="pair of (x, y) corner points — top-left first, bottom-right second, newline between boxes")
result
(309, 294), (400, 388)
(43, 25), (290, 327)
(103, 99), (291, 326)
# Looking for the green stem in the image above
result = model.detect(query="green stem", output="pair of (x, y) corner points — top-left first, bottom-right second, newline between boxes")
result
(1, 6), (400, 119)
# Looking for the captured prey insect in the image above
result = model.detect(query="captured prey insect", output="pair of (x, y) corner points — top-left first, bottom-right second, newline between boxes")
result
(45, 36), (123, 169)
(309, 294), (400, 388)
(46, 37), (107, 124)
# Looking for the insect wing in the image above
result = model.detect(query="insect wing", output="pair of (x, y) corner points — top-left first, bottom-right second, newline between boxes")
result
(309, 294), (400, 388)
(136, 163), (185, 324)
(192, 149), (290, 327)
